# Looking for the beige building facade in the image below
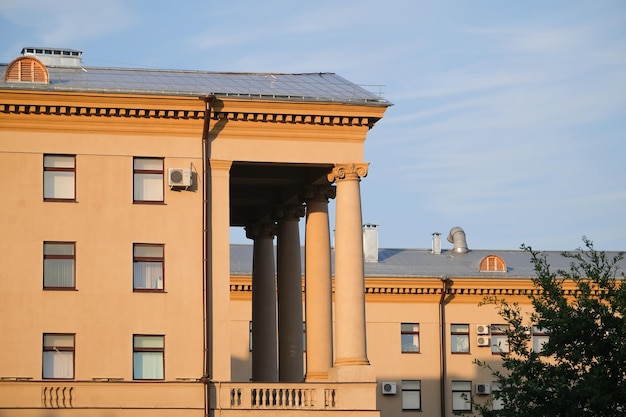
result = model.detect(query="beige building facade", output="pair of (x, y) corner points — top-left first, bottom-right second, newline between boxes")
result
(2, 48), (621, 417)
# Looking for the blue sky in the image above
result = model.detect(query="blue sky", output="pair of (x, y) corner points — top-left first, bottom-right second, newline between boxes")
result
(2, 0), (625, 251)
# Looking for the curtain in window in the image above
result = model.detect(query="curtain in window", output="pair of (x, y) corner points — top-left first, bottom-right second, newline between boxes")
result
(133, 352), (164, 379)
(134, 173), (163, 201)
(44, 171), (75, 199)
(44, 259), (74, 287)
(402, 380), (421, 410)
(43, 350), (73, 379)
(133, 261), (163, 289)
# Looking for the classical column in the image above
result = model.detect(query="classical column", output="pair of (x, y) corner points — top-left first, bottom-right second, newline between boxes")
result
(207, 159), (232, 381)
(328, 163), (370, 368)
(303, 185), (335, 381)
(246, 222), (278, 382)
(275, 204), (305, 382)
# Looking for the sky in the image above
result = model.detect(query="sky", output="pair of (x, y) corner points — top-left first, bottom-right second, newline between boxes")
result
(1, 0), (625, 251)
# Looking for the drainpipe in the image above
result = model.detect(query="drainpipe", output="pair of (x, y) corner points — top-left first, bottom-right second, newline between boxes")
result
(439, 277), (450, 417)
(200, 94), (216, 417)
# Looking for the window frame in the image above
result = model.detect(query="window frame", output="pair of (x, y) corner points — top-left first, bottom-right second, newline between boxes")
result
(43, 241), (76, 290)
(133, 157), (164, 204)
(401, 323), (420, 353)
(43, 154), (76, 202)
(451, 323), (470, 354)
(133, 334), (165, 380)
(532, 326), (549, 353)
(401, 380), (422, 411)
(42, 333), (75, 380)
(133, 243), (165, 292)
(451, 380), (472, 412)
(491, 324), (510, 354)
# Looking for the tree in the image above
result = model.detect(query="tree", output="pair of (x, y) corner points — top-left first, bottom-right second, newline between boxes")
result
(475, 237), (626, 417)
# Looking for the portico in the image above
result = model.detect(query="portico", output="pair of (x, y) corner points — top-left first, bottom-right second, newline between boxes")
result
(204, 95), (388, 415)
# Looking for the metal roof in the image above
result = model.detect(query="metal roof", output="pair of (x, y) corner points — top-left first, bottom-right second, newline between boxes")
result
(230, 244), (625, 279)
(0, 63), (390, 105)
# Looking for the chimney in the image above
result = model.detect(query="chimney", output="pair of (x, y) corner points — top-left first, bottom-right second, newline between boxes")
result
(447, 227), (468, 254)
(363, 224), (378, 263)
(432, 232), (442, 254)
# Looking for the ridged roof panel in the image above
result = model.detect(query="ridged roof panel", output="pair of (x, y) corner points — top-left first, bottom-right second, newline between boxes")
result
(0, 64), (390, 105)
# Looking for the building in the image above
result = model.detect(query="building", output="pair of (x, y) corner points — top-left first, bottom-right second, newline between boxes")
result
(0, 47), (390, 416)
(2, 48), (623, 417)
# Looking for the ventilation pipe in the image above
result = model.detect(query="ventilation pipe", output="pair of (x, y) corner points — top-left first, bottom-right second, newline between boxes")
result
(447, 227), (468, 253)
(432, 232), (442, 255)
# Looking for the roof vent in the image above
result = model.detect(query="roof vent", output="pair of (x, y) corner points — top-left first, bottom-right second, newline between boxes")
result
(447, 227), (468, 254)
(363, 224), (378, 263)
(4, 56), (49, 84)
(21, 47), (83, 67)
(432, 232), (442, 254)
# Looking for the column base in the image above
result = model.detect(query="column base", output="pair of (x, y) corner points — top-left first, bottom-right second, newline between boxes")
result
(305, 371), (329, 381)
(329, 363), (376, 383)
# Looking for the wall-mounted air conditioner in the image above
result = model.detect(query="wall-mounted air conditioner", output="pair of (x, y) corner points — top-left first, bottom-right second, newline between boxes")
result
(381, 381), (397, 395)
(476, 383), (491, 395)
(168, 168), (192, 187)
(477, 336), (491, 347)
(476, 324), (490, 335)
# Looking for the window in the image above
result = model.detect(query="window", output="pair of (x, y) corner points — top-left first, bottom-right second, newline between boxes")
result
(402, 380), (421, 410)
(451, 324), (470, 353)
(492, 381), (504, 410)
(401, 323), (420, 353)
(44, 155), (75, 201)
(133, 158), (163, 203)
(43, 242), (75, 289)
(133, 244), (164, 291)
(533, 326), (549, 352)
(452, 380), (472, 412)
(43, 333), (74, 379)
(491, 324), (510, 354)
(133, 335), (164, 380)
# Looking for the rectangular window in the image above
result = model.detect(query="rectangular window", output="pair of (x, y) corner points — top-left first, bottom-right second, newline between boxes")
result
(452, 380), (472, 412)
(133, 335), (164, 380)
(43, 333), (74, 379)
(451, 323), (470, 353)
(491, 324), (510, 354)
(133, 158), (163, 203)
(133, 244), (164, 291)
(532, 326), (549, 352)
(492, 381), (504, 410)
(44, 154), (75, 201)
(401, 323), (420, 353)
(43, 242), (75, 289)
(401, 380), (421, 410)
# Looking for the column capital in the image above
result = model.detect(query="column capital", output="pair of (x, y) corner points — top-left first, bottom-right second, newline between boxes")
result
(245, 222), (277, 240)
(327, 163), (369, 183)
(303, 184), (336, 202)
(273, 203), (306, 221)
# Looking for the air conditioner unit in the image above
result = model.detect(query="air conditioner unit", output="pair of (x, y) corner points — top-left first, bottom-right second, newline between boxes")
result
(477, 336), (491, 347)
(476, 383), (491, 395)
(168, 168), (192, 187)
(381, 381), (397, 395)
(476, 324), (490, 335)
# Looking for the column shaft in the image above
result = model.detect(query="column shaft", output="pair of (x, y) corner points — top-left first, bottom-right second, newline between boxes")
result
(330, 164), (370, 367)
(276, 205), (305, 382)
(248, 223), (278, 382)
(304, 186), (335, 381)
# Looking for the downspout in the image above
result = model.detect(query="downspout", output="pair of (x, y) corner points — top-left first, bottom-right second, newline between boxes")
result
(439, 277), (450, 417)
(200, 94), (216, 417)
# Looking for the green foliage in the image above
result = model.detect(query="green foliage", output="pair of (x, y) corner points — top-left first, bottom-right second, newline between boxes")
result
(475, 237), (626, 417)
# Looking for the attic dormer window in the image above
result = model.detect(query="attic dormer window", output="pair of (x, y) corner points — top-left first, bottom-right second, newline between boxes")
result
(479, 255), (506, 272)
(4, 56), (49, 84)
